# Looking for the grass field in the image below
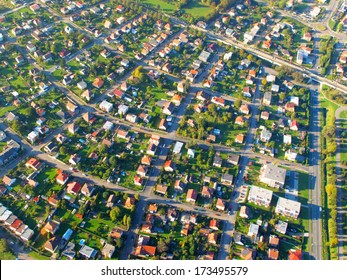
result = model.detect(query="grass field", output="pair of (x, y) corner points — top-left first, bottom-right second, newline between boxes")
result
(140, 0), (211, 18)
(339, 110), (347, 119)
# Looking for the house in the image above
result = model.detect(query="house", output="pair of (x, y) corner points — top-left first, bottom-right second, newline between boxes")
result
(81, 89), (94, 101)
(110, 228), (123, 240)
(56, 133), (67, 144)
(67, 123), (79, 134)
(141, 155), (152, 166)
(261, 111), (270, 120)
(266, 74), (276, 83)
(275, 197), (301, 219)
(147, 143), (157, 156)
(260, 129), (272, 142)
(124, 197), (136, 209)
(121, 81), (130, 92)
(99, 100), (113, 112)
(155, 184), (168, 195)
(201, 186), (213, 199)
(106, 194), (115, 208)
(44, 236), (61, 254)
(69, 154), (81, 166)
(275, 220), (288, 234)
(196, 91), (210, 102)
(163, 102), (175, 115)
(164, 160), (175, 172)
(303, 32), (312, 41)
(102, 243), (115, 258)
(227, 154), (240, 165)
(114, 89), (124, 99)
(241, 248), (254, 260)
(268, 248), (279, 260)
(216, 198), (226, 211)
(81, 183), (95, 197)
(199, 50), (211, 62)
(134, 245), (156, 257)
(82, 112), (96, 124)
(262, 92), (272, 106)
(27, 131), (39, 144)
(174, 180), (186, 192)
(42, 220), (60, 235)
(235, 116), (245, 125)
(171, 94), (182, 106)
(137, 165), (148, 177)
(240, 104), (250, 114)
(285, 102), (296, 112)
(248, 185), (273, 207)
(177, 81), (186, 93)
(269, 235), (279, 248)
(66, 181), (82, 195)
(25, 158), (42, 171)
(290, 120), (299, 131)
(56, 171), (69, 185)
(235, 134), (245, 144)
(44, 142), (57, 154)
(0, 140), (20, 167)
(134, 176), (143, 186)
(243, 86), (252, 97)
(208, 233), (217, 244)
(93, 77), (104, 88)
(247, 223), (259, 238)
(79, 245), (97, 259)
(125, 114), (137, 123)
(259, 164), (286, 188)
(148, 204), (158, 214)
(221, 174), (234, 186)
(239, 205), (250, 218)
(187, 148), (195, 158)
(283, 134), (292, 145)
(271, 84), (280, 92)
(186, 189), (198, 204)
(211, 96), (225, 107)
(118, 104), (129, 116)
(213, 154), (223, 167)
(289, 249), (303, 260)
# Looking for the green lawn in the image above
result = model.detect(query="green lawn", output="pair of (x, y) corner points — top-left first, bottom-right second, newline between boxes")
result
(339, 110), (347, 119)
(140, 0), (211, 18)
(28, 250), (50, 260)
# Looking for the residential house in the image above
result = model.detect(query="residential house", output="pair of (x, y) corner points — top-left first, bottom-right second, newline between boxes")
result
(239, 205), (250, 218)
(102, 243), (115, 258)
(155, 184), (168, 195)
(56, 171), (69, 185)
(66, 181), (82, 195)
(42, 220), (60, 235)
(221, 174), (234, 186)
(186, 189), (198, 204)
(216, 198), (226, 211)
(164, 160), (175, 172)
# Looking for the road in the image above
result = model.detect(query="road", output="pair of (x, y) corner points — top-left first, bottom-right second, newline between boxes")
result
(308, 85), (323, 260)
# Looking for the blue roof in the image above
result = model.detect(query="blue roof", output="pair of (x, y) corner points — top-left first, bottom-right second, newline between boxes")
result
(63, 228), (73, 240)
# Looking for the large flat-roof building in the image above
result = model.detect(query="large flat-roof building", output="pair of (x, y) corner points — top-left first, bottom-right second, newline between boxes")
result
(259, 164), (286, 188)
(248, 185), (273, 208)
(275, 197), (301, 219)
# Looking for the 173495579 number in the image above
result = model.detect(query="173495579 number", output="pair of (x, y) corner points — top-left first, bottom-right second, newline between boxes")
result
(194, 266), (248, 276)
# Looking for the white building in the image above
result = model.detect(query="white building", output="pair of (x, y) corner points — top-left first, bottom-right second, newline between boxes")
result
(247, 185), (273, 207)
(99, 100), (113, 112)
(259, 164), (286, 188)
(275, 197), (301, 219)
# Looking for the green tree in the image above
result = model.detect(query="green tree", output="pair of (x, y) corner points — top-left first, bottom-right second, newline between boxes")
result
(110, 206), (121, 222)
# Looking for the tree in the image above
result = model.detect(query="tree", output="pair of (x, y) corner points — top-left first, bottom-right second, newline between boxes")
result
(59, 146), (67, 154)
(110, 206), (121, 222)
(126, 216), (132, 228)
(60, 58), (66, 69)
(0, 239), (16, 260)
(157, 239), (169, 254)
(261, 78), (267, 86)
(234, 99), (242, 109)
(279, 92), (286, 101)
